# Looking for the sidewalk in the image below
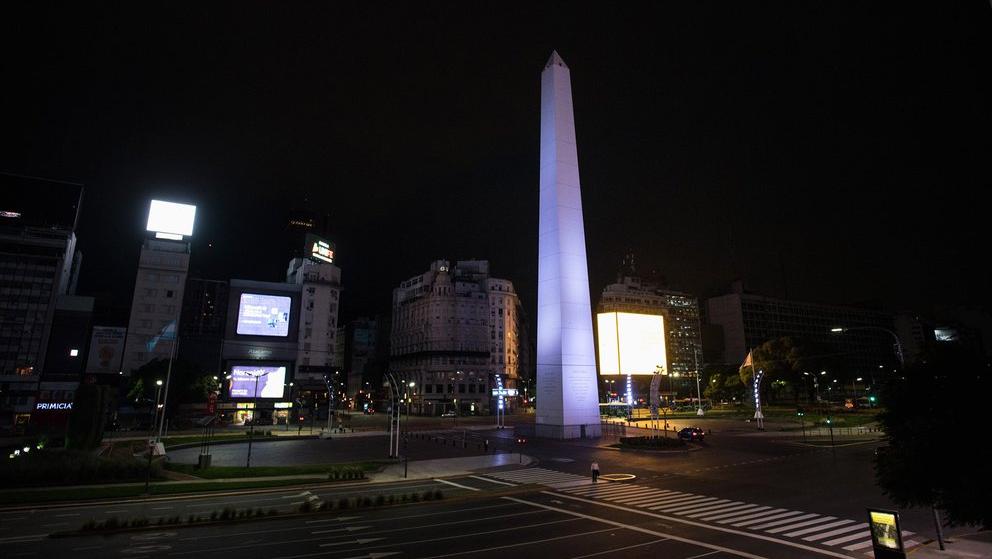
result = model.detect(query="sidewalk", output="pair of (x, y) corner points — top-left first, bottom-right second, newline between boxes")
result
(911, 531), (992, 558)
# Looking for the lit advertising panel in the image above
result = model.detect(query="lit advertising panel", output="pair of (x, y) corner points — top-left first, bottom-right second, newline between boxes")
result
(305, 233), (335, 263)
(229, 365), (287, 399)
(236, 293), (291, 337)
(597, 312), (666, 375)
(86, 326), (127, 373)
(146, 200), (196, 237)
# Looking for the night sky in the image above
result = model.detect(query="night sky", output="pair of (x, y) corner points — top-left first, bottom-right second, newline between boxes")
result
(3, 3), (989, 325)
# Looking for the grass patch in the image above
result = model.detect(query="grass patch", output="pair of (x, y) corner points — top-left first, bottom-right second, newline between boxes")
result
(164, 461), (384, 479)
(0, 478), (318, 506)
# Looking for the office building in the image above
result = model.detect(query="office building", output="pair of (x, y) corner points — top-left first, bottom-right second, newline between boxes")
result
(390, 260), (522, 415)
(178, 277), (228, 374)
(286, 252), (341, 391)
(0, 173), (83, 433)
(121, 238), (190, 374)
(705, 281), (896, 374)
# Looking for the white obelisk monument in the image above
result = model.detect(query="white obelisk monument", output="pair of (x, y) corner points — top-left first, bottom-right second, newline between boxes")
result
(535, 51), (602, 439)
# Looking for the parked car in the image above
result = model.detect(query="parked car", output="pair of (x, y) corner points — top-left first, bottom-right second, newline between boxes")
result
(441, 410), (457, 417)
(678, 427), (705, 441)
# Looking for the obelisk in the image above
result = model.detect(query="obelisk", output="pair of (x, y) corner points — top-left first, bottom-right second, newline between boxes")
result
(535, 51), (602, 439)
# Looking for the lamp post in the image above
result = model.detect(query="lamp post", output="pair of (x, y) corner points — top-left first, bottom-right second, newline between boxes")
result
(694, 349), (704, 416)
(144, 379), (163, 493)
(243, 369), (271, 469)
(830, 326), (904, 367)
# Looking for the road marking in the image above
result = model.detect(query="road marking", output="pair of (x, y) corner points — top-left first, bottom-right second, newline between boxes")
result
(803, 523), (866, 542)
(766, 516), (837, 534)
(732, 510), (805, 527)
(784, 519), (853, 538)
(433, 479), (480, 491)
(504, 496), (766, 559)
(152, 506), (174, 510)
(569, 539), (669, 558)
(418, 526), (618, 559)
(684, 551), (722, 559)
(467, 475), (515, 486)
(0, 533), (48, 543)
(306, 515), (363, 524)
(698, 505), (768, 521)
(319, 537), (385, 547)
(71, 546), (104, 551)
(310, 525), (371, 535)
(546, 491), (854, 559)
(748, 512), (819, 530)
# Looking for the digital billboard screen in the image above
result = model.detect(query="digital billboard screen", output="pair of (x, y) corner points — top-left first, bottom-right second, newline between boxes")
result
(229, 365), (287, 399)
(236, 293), (292, 337)
(146, 200), (196, 237)
(597, 312), (667, 375)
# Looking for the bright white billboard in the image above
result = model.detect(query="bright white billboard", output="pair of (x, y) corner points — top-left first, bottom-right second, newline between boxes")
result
(236, 293), (292, 337)
(597, 312), (667, 375)
(229, 365), (287, 399)
(146, 200), (196, 237)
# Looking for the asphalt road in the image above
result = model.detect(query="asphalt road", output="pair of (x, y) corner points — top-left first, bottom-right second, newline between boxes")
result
(0, 423), (953, 558)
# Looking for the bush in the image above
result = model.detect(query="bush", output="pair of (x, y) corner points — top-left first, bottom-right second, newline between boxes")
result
(299, 501), (313, 513)
(0, 448), (161, 488)
(268, 508), (279, 516)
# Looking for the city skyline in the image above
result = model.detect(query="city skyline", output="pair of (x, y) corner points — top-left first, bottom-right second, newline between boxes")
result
(2, 4), (989, 327)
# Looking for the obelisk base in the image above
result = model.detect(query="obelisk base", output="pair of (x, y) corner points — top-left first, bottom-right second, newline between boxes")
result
(535, 423), (602, 440)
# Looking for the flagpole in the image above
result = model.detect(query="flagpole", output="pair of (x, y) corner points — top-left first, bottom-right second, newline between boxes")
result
(156, 319), (180, 442)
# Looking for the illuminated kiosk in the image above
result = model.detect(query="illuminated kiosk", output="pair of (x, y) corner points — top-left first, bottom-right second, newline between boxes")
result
(535, 51), (601, 439)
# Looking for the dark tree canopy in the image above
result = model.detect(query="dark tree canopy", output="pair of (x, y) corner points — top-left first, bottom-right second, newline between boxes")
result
(874, 347), (991, 527)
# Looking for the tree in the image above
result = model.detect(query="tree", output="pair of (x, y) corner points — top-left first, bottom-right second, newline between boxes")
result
(66, 383), (113, 449)
(874, 346), (991, 527)
(129, 358), (214, 417)
(739, 337), (831, 404)
(704, 367), (745, 404)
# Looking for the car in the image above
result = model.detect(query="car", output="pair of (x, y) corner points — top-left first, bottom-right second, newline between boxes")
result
(363, 407), (375, 415)
(678, 427), (705, 441)
(441, 410), (457, 417)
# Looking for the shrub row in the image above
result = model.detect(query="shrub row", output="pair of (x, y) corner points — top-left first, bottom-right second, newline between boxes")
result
(327, 467), (365, 481)
(0, 449), (161, 488)
(299, 489), (443, 513)
(80, 507), (280, 532)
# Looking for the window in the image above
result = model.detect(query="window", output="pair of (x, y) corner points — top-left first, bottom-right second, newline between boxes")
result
(425, 384), (433, 393)
(468, 384), (476, 393)
(436, 384), (443, 393)
(166, 290), (174, 298)
(458, 384), (465, 393)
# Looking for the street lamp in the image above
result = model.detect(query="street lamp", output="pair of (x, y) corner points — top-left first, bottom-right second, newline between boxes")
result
(830, 326), (904, 367)
(241, 369), (272, 468)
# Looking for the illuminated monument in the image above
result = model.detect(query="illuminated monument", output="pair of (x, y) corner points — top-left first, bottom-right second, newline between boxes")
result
(535, 52), (602, 439)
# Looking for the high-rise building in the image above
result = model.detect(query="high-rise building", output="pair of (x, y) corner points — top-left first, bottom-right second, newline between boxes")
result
(340, 317), (377, 399)
(535, 52), (601, 438)
(0, 173), (84, 433)
(390, 260), (522, 415)
(597, 257), (703, 379)
(286, 254), (341, 391)
(178, 278), (228, 374)
(704, 281), (897, 374)
(121, 238), (190, 374)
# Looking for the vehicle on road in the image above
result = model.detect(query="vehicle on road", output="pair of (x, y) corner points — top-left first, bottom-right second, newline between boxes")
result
(363, 407), (375, 415)
(678, 426), (705, 441)
(441, 410), (457, 417)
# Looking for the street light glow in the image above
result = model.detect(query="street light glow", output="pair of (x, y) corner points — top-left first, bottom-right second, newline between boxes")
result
(830, 327), (844, 332)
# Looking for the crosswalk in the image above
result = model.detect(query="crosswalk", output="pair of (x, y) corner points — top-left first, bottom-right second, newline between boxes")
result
(482, 467), (596, 488)
(558, 481), (920, 555)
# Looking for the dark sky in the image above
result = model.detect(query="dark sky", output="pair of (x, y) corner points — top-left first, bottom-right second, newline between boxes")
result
(3, 2), (989, 325)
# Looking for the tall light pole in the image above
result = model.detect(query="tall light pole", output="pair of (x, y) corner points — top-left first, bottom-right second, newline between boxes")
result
(830, 326), (904, 367)
(694, 348), (704, 416)
(243, 369), (271, 469)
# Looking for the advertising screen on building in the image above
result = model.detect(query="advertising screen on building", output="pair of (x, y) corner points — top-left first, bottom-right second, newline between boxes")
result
(146, 199), (196, 237)
(305, 233), (335, 263)
(597, 312), (666, 375)
(236, 293), (292, 337)
(229, 365), (287, 399)
(86, 326), (127, 373)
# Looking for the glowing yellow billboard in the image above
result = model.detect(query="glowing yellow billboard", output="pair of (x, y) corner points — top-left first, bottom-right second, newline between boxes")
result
(597, 312), (666, 375)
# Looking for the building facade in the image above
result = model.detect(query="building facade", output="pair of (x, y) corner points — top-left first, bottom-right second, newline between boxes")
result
(178, 277), (228, 374)
(0, 174), (84, 433)
(390, 260), (522, 415)
(121, 238), (190, 374)
(705, 282), (897, 375)
(286, 256), (341, 391)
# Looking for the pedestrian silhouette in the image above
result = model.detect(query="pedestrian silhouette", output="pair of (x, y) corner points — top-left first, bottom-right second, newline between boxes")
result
(591, 461), (600, 483)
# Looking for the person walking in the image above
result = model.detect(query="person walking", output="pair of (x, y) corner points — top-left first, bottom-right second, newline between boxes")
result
(591, 461), (600, 483)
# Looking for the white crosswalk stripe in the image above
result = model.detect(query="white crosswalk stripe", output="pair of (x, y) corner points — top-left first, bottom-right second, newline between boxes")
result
(549, 480), (921, 554)
(482, 467), (595, 488)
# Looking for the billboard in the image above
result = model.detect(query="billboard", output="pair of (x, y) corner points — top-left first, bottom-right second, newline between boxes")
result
(146, 199), (196, 238)
(236, 293), (292, 337)
(597, 312), (666, 375)
(305, 233), (335, 264)
(229, 364), (287, 399)
(86, 326), (127, 373)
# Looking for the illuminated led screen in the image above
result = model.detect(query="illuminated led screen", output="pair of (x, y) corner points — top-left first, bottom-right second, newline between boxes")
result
(597, 312), (666, 375)
(229, 365), (287, 399)
(236, 293), (292, 337)
(146, 200), (196, 237)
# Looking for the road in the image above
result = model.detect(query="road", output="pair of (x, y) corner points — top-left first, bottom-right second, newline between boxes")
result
(0, 422), (950, 558)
